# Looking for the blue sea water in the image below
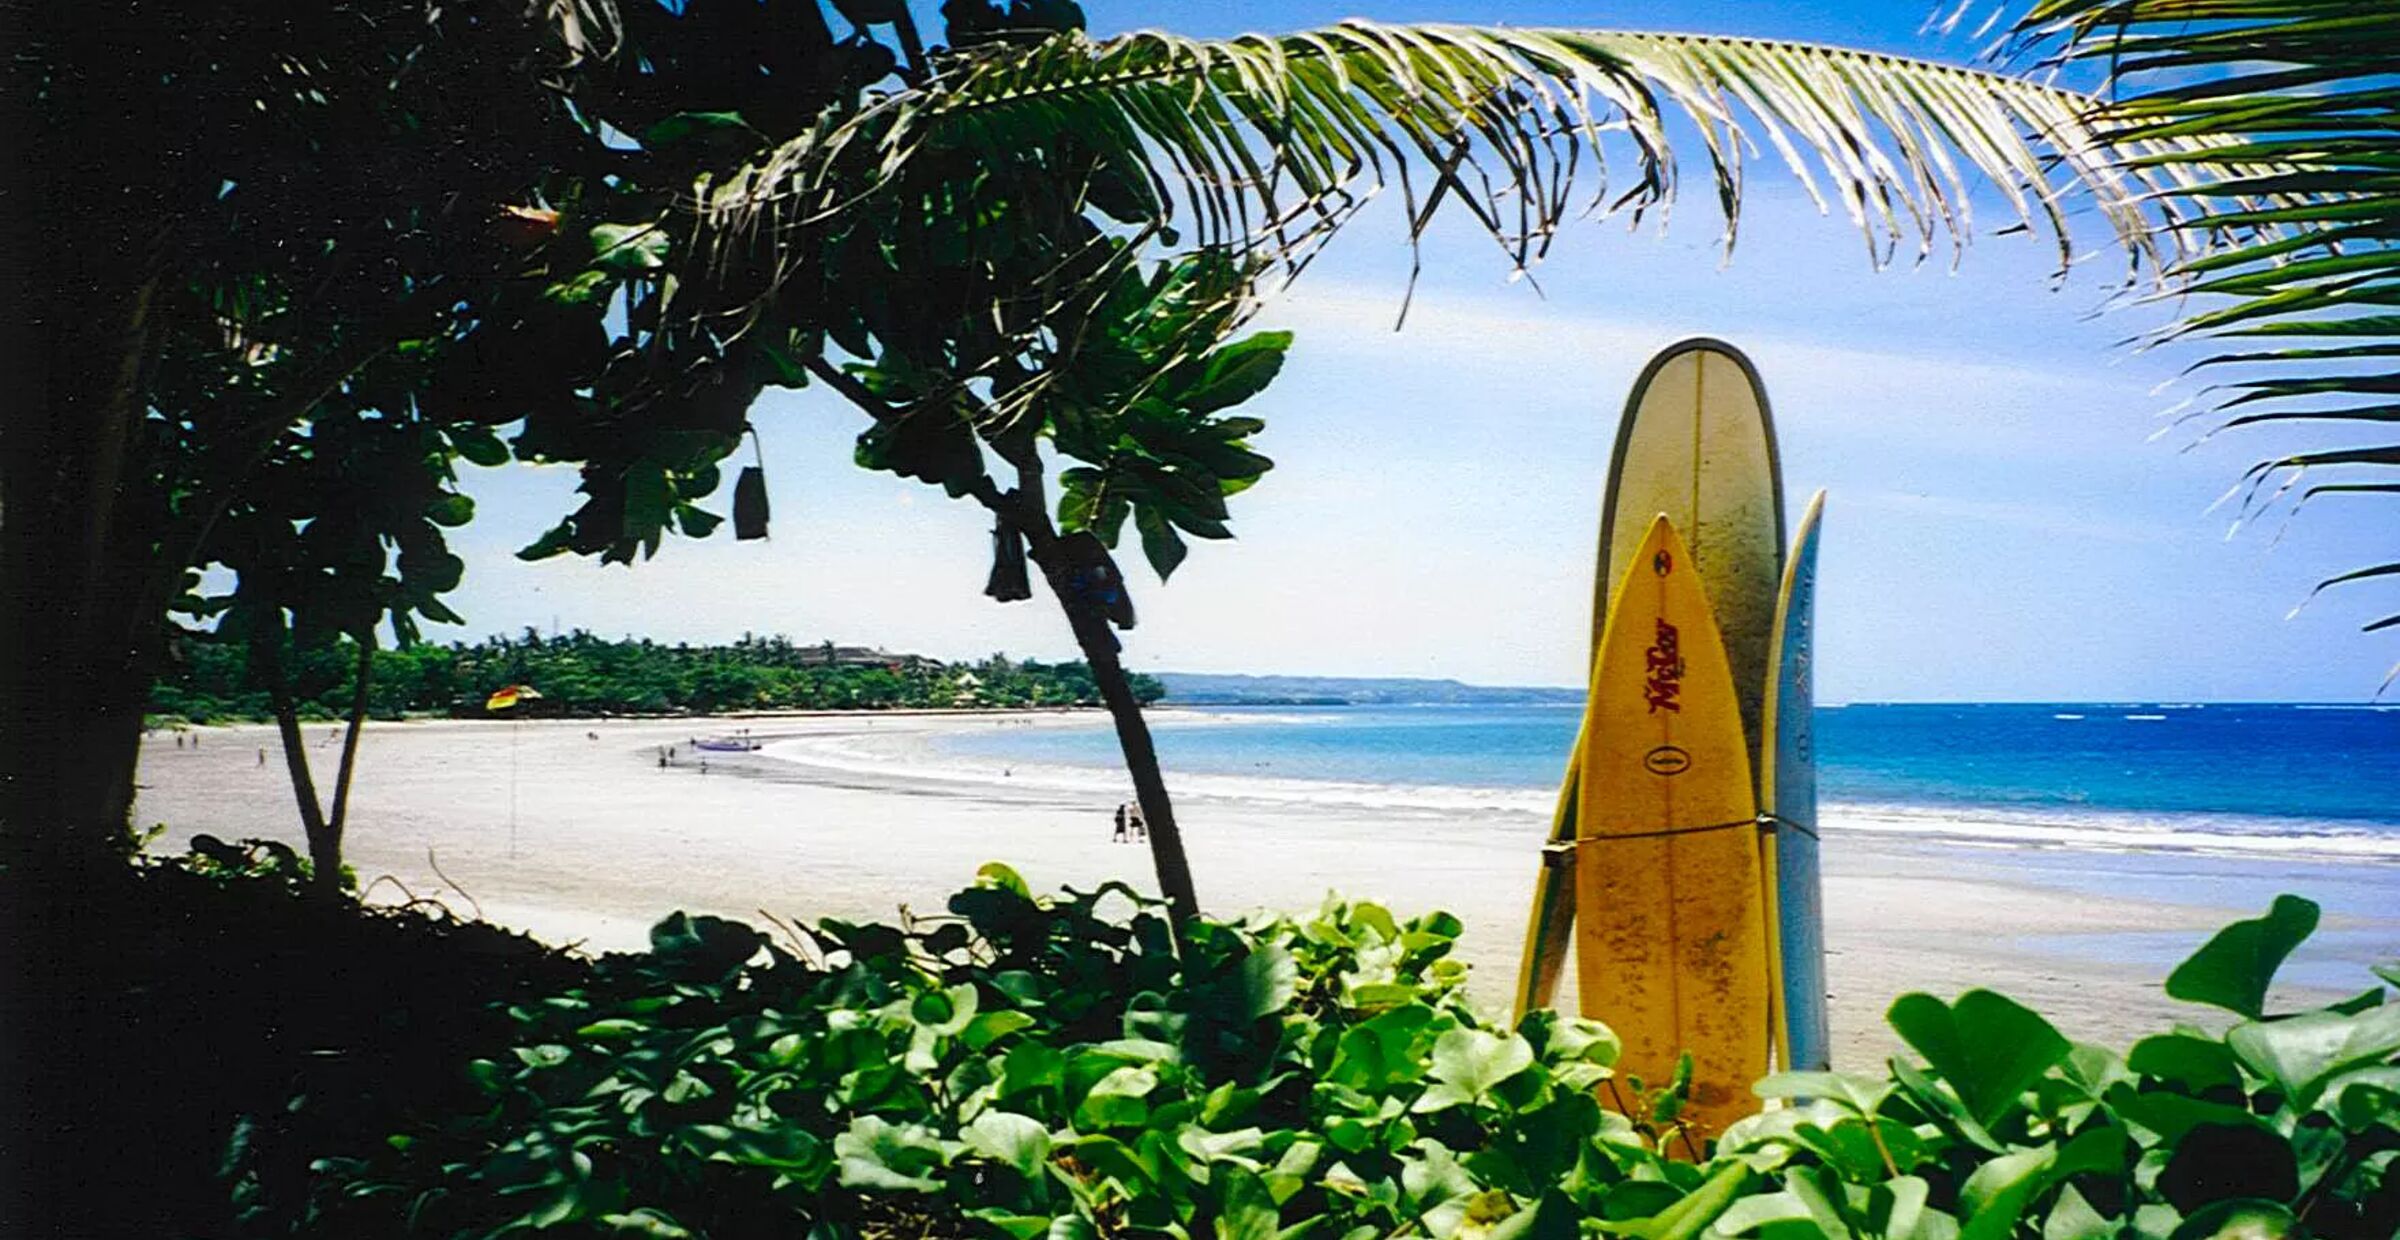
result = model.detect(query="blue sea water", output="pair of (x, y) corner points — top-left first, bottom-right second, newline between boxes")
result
(919, 700), (2400, 986)
(935, 701), (2400, 846)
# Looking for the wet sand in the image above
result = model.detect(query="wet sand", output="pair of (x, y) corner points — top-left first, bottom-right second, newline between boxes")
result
(133, 712), (2399, 1068)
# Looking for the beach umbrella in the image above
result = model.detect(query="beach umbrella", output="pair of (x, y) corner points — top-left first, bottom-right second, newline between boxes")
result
(485, 683), (543, 712)
(485, 684), (542, 855)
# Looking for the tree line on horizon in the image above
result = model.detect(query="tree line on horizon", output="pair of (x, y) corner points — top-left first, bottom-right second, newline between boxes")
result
(148, 629), (1165, 724)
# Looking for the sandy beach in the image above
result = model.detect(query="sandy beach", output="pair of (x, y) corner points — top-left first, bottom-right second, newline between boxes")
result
(132, 710), (2399, 1068)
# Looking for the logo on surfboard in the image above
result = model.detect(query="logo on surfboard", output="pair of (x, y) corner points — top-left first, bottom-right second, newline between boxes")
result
(1642, 744), (1691, 776)
(1644, 619), (1684, 713)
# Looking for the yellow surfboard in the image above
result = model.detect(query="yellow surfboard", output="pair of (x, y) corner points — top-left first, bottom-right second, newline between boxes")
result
(1514, 340), (1784, 1019)
(1574, 516), (1770, 1142)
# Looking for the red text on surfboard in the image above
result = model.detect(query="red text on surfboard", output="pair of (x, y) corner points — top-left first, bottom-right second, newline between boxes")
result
(1645, 619), (1685, 713)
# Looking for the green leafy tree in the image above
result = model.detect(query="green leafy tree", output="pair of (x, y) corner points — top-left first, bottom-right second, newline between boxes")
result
(4, 0), (610, 867)
(194, 396), (480, 890)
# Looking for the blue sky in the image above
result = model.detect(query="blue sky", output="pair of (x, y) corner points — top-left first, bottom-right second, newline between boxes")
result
(432, 0), (2398, 701)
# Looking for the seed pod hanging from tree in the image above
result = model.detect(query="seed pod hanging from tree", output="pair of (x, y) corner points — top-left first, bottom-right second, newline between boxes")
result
(985, 519), (1032, 602)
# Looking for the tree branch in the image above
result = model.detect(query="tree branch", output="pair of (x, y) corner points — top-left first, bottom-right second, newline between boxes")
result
(803, 355), (900, 424)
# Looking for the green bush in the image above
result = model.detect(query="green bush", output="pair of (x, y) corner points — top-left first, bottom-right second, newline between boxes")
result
(302, 873), (2398, 1239)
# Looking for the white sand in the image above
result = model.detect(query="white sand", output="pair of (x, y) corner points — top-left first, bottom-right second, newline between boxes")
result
(134, 712), (2400, 1068)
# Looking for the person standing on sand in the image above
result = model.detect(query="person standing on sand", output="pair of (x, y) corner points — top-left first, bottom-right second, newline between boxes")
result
(1112, 802), (1129, 844)
(1129, 802), (1147, 842)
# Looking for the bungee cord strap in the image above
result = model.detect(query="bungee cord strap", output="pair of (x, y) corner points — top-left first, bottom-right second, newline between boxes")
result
(1538, 812), (1818, 865)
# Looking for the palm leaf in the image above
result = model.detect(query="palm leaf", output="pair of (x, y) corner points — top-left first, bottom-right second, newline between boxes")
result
(711, 21), (2222, 310)
(686, 19), (2249, 456)
(1995, 0), (2400, 647)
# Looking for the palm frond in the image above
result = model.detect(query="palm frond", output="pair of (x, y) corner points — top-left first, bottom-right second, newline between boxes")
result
(710, 21), (2223, 303)
(1998, 0), (2400, 646)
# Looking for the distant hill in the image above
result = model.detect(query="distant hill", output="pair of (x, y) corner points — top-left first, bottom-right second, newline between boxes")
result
(1151, 672), (1582, 707)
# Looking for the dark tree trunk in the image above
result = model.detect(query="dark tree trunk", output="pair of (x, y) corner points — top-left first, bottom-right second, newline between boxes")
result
(1000, 479), (1200, 928)
(252, 627), (333, 882)
(1058, 595), (1199, 926)
(320, 637), (376, 891)
(0, 271), (166, 871)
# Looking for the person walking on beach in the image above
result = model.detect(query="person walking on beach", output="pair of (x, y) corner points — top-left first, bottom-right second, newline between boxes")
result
(1128, 801), (1148, 842)
(1111, 802), (1130, 844)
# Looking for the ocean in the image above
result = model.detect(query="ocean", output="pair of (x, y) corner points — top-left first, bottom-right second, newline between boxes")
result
(932, 702), (2400, 861)
(916, 701), (2400, 987)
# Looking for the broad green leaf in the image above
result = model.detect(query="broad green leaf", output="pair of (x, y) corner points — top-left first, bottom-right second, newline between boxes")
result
(1958, 1145), (2054, 1240)
(1073, 1065), (1159, 1131)
(2331, 1075), (2400, 1133)
(1415, 1028), (1534, 1112)
(2164, 1200), (2298, 1240)
(622, 460), (672, 538)
(2043, 1184), (2111, 1240)
(1868, 1176), (1931, 1240)
(1214, 1164), (1282, 1240)
(834, 1116), (946, 1193)
(1184, 330), (1293, 415)
(1135, 504), (1189, 581)
(1541, 1015), (1622, 1069)
(2106, 1085), (2271, 1145)
(590, 222), (670, 274)
(914, 983), (979, 1036)
(977, 861), (1032, 896)
(1001, 1042), (1066, 1100)
(447, 424), (510, 468)
(967, 1211), (1053, 1240)
(424, 493), (475, 527)
(2166, 896), (2320, 1019)
(1235, 943), (1298, 1020)
(962, 1110), (1052, 1178)
(1752, 1070), (1892, 1119)
(1888, 990), (2070, 1128)
(1713, 1191), (1811, 1235)
(965, 1010), (1037, 1050)
(1328, 1004), (1437, 1091)
(2227, 1003), (2400, 1107)
(2128, 1033), (2243, 1093)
